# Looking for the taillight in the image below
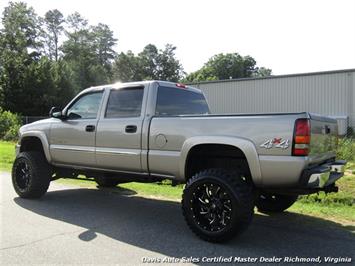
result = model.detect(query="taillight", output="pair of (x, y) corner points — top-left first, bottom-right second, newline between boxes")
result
(292, 118), (311, 156)
(176, 83), (187, 89)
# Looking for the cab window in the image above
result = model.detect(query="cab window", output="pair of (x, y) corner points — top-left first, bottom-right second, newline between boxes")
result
(155, 86), (210, 116)
(66, 92), (103, 119)
(105, 87), (144, 118)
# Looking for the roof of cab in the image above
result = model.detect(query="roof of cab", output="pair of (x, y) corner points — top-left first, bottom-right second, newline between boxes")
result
(80, 80), (202, 94)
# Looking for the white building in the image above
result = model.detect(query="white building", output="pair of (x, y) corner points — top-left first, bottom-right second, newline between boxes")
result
(190, 69), (355, 133)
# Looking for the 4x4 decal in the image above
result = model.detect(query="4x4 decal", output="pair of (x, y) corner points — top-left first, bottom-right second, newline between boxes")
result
(260, 138), (289, 149)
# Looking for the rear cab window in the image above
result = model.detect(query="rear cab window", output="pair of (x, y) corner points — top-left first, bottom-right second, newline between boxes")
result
(155, 86), (210, 116)
(105, 86), (144, 118)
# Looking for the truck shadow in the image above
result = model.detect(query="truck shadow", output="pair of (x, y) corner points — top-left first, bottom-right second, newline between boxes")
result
(14, 187), (354, 263)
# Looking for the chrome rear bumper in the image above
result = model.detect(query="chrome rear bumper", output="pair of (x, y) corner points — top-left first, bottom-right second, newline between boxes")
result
(306, 160), (346, 188)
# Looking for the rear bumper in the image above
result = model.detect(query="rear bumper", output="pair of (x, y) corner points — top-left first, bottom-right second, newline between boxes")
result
(300, 160), (346, 188)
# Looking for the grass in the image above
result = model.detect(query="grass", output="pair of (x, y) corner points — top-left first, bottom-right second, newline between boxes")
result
(0, 141), (16, 171)
(1, 140), (354, 224)
(290, 201), (354, 223)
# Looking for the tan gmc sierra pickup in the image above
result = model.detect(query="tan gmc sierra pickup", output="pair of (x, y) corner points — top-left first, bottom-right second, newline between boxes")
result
(12, 80), (346, 242)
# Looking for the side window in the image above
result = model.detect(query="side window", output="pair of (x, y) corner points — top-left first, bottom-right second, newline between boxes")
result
(155, 86), (210, 116)
(67, 92), (103, 119)
(105, 87), (144, 118)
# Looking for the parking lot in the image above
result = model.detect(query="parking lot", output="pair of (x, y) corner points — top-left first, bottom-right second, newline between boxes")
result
(1, 172), (354, 265)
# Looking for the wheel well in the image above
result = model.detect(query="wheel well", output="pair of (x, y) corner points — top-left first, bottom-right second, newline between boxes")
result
(185, 144), (252, 182)
(20, 137), (45, 155)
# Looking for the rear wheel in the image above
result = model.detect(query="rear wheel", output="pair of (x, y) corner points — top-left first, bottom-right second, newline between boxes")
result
(256, 193), (298, 213)
(12, 151), (51, 198)
(94, 176), (120, 187)
(182, 168), (254, 242)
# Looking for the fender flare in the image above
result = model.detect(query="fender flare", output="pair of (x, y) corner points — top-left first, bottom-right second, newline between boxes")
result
(179, 136), (262, 185)
(19, 131), (52, 163)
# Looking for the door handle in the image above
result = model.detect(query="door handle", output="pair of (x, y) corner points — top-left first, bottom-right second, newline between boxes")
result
(85, 125), (96, 132)
(125, 125), (137, 133)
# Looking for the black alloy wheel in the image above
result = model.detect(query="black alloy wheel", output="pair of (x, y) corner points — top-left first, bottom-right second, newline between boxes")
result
(182, 168), (254, 242)
(190, 182), (233, 232)
(12, 151), (51, 198)
(15, 161), (31, 191)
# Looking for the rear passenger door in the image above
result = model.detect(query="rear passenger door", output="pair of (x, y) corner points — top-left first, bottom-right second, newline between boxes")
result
(95, 86), (145, 172)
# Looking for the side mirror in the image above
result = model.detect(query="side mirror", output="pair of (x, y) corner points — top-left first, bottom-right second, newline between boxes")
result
(49, 107), (65, 119)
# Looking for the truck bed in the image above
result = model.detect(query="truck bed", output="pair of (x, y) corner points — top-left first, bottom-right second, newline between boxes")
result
(148, 112), (338, 187)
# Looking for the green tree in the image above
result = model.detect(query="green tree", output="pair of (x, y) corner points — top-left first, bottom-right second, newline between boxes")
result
(0, 2), (42, 114)
(43, 9), (65, 61)
(62, 13), (92, 62)
(0, 3), (76, 115)
(156, 44), (184, 81)
(113, 51), (142, 82)
(254, 67), (272, 77)
(0, 4), (120, 115)
(185, 53), (271, 82)
(62, 14), (117, 90)
(36, 59), (76, 110)
(92, 23), (117, 75)
(139, 44), (184, 81)
(66, 11), (88, 33)
(113, 44), (184, 82)
(62, 19), (98, 90)
(138, 44), (159, 79)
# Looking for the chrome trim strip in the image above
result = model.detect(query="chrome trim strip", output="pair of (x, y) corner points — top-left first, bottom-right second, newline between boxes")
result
(95, 147), (140, 156)
(149, 149), (181, 156)
(50, 144), (95, 153)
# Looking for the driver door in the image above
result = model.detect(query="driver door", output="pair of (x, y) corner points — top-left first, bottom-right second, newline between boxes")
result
(50, 91), (104, 167)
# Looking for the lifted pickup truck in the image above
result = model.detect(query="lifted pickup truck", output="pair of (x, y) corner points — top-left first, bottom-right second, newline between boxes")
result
(12, 80), (346, 242)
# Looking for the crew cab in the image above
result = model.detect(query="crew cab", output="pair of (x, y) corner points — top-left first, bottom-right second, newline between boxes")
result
(12, 80), (346, 242)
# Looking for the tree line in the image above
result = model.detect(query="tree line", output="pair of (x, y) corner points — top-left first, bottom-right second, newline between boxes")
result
(0, 2), (272, 116)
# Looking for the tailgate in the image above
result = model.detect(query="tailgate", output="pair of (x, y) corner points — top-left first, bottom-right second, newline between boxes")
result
(309, 113), (338, 162)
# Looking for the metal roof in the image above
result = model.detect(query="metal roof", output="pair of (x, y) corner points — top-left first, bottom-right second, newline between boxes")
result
(186, 68), (355, 85)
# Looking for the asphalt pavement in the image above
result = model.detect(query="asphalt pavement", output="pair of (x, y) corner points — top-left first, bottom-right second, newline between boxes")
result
(0, 171), (354, 265)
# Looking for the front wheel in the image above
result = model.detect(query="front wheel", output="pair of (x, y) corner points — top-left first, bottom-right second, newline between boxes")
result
(182, 168), (254, 242)
(12, 151), (51, 198)
(256, 193), (298, 213)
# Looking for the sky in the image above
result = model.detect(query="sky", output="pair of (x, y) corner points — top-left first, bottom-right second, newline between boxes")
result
(1, 0), (354, 75)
